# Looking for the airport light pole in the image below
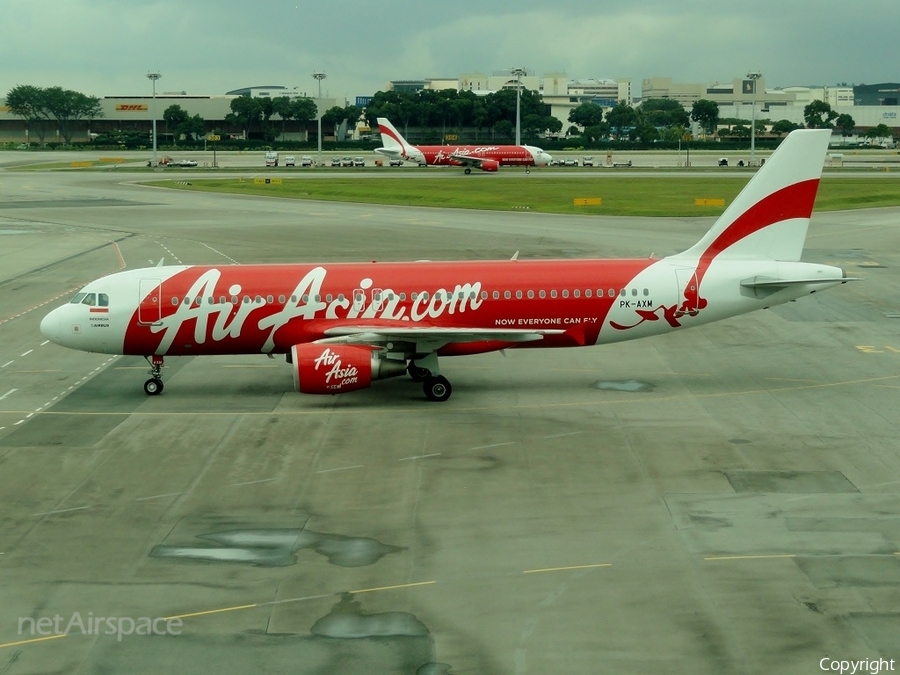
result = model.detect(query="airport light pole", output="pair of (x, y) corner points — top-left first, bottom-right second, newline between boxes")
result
(747, 71), (761, 166)
(312, 71), (326, 167)
(510, 67), (527, 146)
(146, 72), (161, 167)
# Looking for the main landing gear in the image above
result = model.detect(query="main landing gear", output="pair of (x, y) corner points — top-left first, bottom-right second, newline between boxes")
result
(143, 355), (164, 396)
(408, 357), (452, 402)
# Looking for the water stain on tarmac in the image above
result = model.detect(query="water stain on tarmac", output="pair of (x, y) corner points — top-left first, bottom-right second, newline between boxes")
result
(150, 526), (403, 567)
(312, 594), (429, 638)
(590, 379), (655, 392)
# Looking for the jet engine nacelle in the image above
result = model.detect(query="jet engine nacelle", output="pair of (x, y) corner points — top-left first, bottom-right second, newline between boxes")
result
(291, 344), (407, 395)
(479, 159), (499, 172)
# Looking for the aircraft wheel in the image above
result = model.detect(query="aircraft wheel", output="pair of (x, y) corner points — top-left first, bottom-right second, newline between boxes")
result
(144, 378), (164, 396)
(423, 375), (452, 402)
(464, 167), (471, 175)
(526, 168), (530, 174)
(407, 361), (430, 382)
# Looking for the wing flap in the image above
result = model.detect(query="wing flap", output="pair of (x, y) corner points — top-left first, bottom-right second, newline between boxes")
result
(448, 153), (483, 167)
(318, 325), (564, 347)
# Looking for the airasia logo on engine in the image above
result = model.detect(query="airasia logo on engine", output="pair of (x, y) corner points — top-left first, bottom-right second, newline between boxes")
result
(313, 348), (359, 386)
(293, 344), (372, 394)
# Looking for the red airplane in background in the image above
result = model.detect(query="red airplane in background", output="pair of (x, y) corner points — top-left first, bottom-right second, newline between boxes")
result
(40, 130), (848, 402)
(375, 117), (553, 173)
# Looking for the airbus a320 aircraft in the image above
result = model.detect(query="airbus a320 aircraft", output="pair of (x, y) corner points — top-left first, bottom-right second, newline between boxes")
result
(41, 130), (848, 402)
(375, 117), (553, 173)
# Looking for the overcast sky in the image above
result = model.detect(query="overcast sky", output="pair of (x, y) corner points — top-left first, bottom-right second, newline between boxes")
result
(2, 0), (897, 101)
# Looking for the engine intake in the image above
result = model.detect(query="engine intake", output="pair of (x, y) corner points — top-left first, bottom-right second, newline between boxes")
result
(292, 344), (407, 395)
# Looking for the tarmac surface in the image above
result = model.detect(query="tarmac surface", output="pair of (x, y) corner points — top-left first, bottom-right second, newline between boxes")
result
(0, 161), (898, 674)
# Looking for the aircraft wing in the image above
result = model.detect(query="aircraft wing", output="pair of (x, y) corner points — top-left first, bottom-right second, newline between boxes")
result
(318, 325), (564, 350)
(447, 153), (486, 168)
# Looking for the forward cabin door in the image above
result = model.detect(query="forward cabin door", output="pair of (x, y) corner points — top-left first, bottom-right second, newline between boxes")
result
(138, 278), (162, 325)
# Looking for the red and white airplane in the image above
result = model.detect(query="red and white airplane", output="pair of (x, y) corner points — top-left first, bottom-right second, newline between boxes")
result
(375, 117), (552, 173)
(41, 130), (848, 402)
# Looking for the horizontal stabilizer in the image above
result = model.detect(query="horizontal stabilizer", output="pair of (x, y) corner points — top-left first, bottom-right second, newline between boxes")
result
(740, 276), (851, 289)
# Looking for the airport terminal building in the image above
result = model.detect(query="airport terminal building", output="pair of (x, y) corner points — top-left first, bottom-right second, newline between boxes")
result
(1, 75), (897, 145)
(0, 88), (346, 145)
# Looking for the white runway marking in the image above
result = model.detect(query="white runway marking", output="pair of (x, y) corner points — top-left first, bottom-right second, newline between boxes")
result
(134, 491), (187, 501)
(229, 477), (278, 487)
(316, 464), (364, 474)
(398, 453), (441, 461)
(467, 441), (515, 451)
(32, 506), (91, 516)
(0, 389), (17, 401)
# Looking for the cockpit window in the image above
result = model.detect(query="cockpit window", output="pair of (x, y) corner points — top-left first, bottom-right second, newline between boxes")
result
(69, 292), (109, 306)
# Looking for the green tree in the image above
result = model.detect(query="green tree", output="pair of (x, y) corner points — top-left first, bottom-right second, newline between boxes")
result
(865, 124), (894, 143)
(492, 119), (513, 140)
(583, 122), (610, 142)
(804, 100), (837, 129)
(771, 119), (802, 136)
(225, 96), (262, 138)
(40, 86), (103, 144)
(181, 114), (207, 142)
(639, 98), (689, 128)
(691, 99), (719, 134)
(272, 96), (317, 140)
(606, 100), (637, 139)
(835, 113), (855, 137)
(568, 102), (605, 129)
(631, 122), (660, 143)
(6, 84), (49, 144)
(163, 104), (189, 144)
(7, 85), (102, 144)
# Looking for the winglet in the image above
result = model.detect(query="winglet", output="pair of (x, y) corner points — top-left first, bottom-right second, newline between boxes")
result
(511, 251), (519, 261)
(156, 257), (165, 267)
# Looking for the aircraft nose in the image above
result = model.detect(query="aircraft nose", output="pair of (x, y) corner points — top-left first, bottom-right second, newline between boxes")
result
(40, 307), (61, 344)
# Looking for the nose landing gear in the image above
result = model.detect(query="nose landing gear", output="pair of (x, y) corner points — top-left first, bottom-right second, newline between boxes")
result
(143, 355), (164, 395)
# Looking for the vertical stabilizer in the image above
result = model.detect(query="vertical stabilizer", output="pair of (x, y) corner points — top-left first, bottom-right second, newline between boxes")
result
(678, 129), (831, 263)
(376, 117), (412, 158)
